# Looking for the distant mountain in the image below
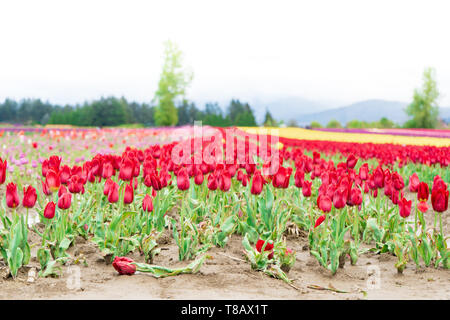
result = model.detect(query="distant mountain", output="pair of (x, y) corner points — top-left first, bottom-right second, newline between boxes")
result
(294, 99), (409, 126)
(293, 99), (450, 126)
(249, 96), (330, 124)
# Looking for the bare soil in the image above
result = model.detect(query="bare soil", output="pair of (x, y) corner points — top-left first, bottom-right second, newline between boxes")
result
(1, 223), (448, 300)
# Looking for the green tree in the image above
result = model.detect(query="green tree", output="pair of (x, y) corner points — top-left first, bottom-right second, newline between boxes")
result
(405, 67), (440, 128)
(263, 108), (277, 127)
(378, 117), (394, 128)
(310, 121), (322, 128)
(346, 119), (363, 128)
(154, 40), (193, 126)
(326, 119), (342, 128)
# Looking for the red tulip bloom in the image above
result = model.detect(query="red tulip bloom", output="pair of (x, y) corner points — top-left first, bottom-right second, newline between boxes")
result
(332, 188), (347, 209)
(194, 172), (204, 185)
(251, 172), (263, 195)
(58, 185), (68, 197)
(102, 162), (115, 179)
(41, 178), (52, 196)
(294, 169), (305, 188)
(417, 182), (429, 202)
(392, 172), (404, 190)
(237, 170), (244, 182)
(103, 179), (115, 196)
(68, 175), (83, 194)
(44, 201), (56, 219)
(107, 182), (119, 203)
(314, 215), (326, 228)
(46, 170), (61, 192)
(123, 183), (134, 204)
(408, 173), (420, 192)
(346, 154), (358, 169)
(0, 158), (6, 185)
(58, 192), (72, 210)
(242, 174), (248, 187)
(59, 165), (71, 185)
(112, 256), (136, 275)
(317, 194), (332, 213)
(6, 182), (20, 208)
(399, 197), (412, 218)
(373, 166), (384, 188)
(207, 173), (218, 191)
(417, 201), (428, 213)
(218, 173), (231, 192)
(177, 168), (190, 191)
(142, 194), (153, 212)
(349, 187), (362, 206)
(255, 239), (274, 259)
(359, 163), (369, 181)
(119, 158), (134, 181)
(22, 185), (37, 208)
(432, 176), (447, 192)
(302, 180), (312, 197)
(431, 188), (449, 213)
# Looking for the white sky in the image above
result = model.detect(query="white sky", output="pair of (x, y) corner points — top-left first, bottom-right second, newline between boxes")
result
(1, 0), (450, 108)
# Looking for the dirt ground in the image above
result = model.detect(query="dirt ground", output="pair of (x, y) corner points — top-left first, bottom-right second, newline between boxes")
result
(1, 210), (448, 300)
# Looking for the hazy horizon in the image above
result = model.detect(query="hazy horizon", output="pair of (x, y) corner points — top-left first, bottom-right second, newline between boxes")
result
(2, 0), (450, 110)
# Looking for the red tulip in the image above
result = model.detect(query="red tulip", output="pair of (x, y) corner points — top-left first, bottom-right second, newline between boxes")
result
(417, 182), (429, 202)
(112, 256), (136, 275)
(44, 201), (56, 219)
(417, 201), (428, 213)
(22, 185), (37, 208)
(207, 173), (218, 191)
(373, 166), (384, 188)
(399, 197), (412, 218)
(6, 182), (20, 208)
(432, 175), (447, 192)
(58, 185), (68, 197)
(314, 215), (326, 228)
(142, 194), (153, 212)
(302, 180), (312, 197)
(255, 239), (274, 259)
(346, 154), (358, 169)
(251, 171), (264, 195)
(431, 188), (449, 213)
(392, 172), (404, 190)
(177, 168), (190, 191)
(58, 192), (72, 210)
(104, 179), (114, 196)
(218, 173), (231, 192)
(68, 175), (83, 194)
(194, 172), (204, 185)
(123, 183), (134, 204)
(0, 158), (6, 185)
(294, 169), (305, 188)
(41, 178), (52, 196)
(45, 170), (61, 192)
(359, 163), (369, 181)
(332, 188), (346, 209)
(408, 173), (420, 192)
(317, 194), (332, 213)
(59, 165), (71, 185)
(119, 157), (134, 181)
(102, 162), (115, 179)
(107, 182), (119, 203)
(349, 187), (362, 206)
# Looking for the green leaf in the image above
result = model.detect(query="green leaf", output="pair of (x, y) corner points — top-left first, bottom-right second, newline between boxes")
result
(59, 237), (72, 251)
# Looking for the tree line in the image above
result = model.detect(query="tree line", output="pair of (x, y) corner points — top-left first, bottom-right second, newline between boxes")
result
(0, 97), (259, 127)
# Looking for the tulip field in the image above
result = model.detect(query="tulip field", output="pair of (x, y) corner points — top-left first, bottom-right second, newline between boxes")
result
(0, 126), (449, 299)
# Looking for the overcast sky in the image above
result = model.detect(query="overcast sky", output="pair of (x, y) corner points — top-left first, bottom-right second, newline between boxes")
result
(1, 0), (450, 109)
